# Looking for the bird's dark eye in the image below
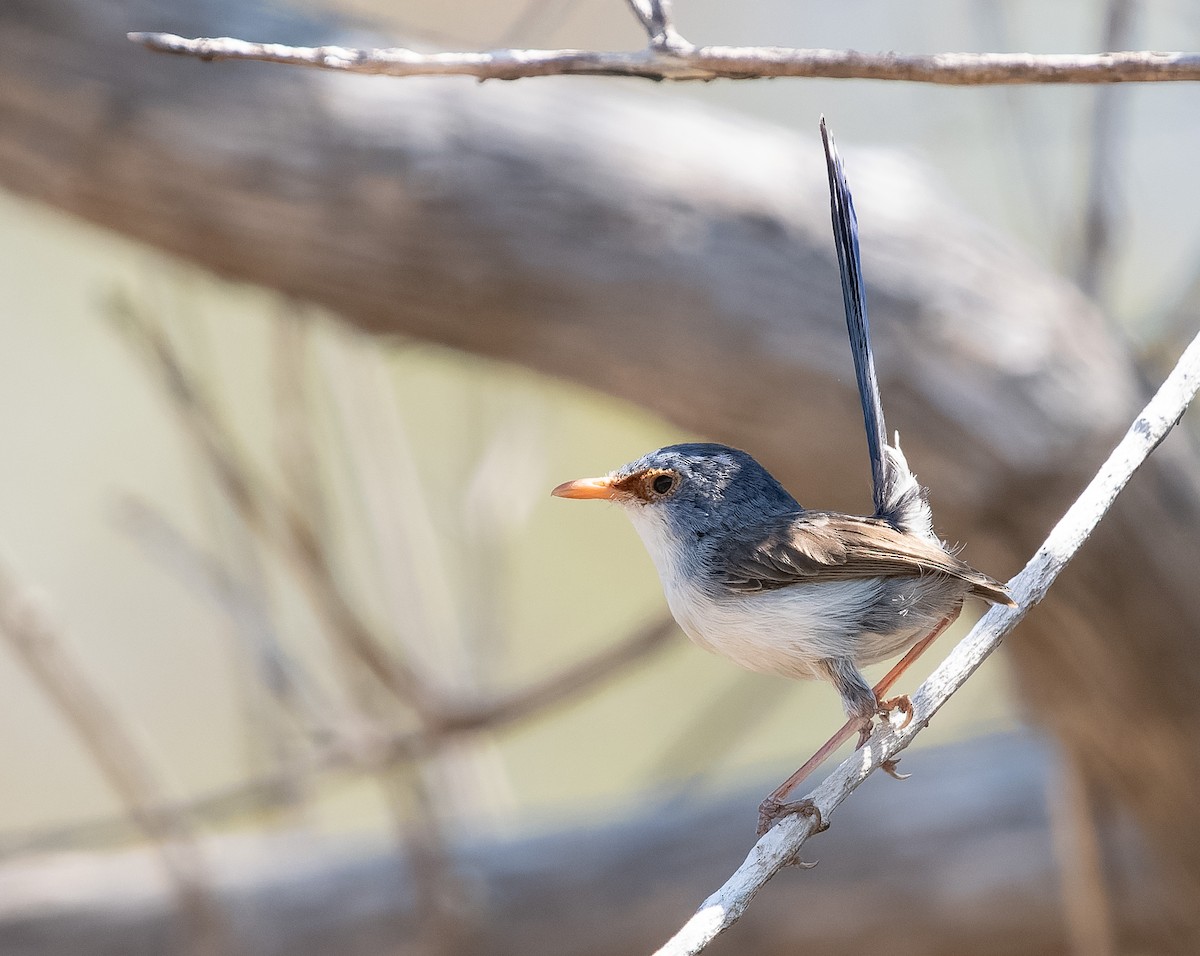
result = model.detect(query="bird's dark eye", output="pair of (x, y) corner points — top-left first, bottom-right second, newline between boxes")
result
(651, 474), (676, 496)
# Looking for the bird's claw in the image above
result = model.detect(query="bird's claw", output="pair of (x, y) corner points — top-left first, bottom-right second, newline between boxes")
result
(876, 693), (914, 730)
(855, 695), (911, 750)
(756, 795), (828, 844)
(870, 697), (914, 781)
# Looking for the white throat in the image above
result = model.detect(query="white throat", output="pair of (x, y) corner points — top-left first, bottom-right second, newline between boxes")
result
(619, 501), (692, 598)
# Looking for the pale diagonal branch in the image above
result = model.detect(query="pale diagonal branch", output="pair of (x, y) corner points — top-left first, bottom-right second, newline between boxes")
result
(654, 326), (1200, 955)
(126, 32), (1200, 84)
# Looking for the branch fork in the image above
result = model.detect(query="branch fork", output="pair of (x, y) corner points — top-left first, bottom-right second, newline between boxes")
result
(624, 0), (691, 54)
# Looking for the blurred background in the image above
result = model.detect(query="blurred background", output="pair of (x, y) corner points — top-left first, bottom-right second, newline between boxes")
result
(1, 1), (1199, 954)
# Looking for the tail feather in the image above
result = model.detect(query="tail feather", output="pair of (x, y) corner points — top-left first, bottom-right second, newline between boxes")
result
(820, 119), (1010, 602)
(820, 118), (931, 535)
(820, 118), (888, 513)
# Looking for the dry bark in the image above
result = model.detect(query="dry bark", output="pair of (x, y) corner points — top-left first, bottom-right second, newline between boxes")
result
(3, 0), (1200, 948)
(126, 30), (1200, 84)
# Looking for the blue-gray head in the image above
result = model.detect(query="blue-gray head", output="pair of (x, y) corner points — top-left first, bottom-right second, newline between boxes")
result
(551, 443), (801, 544)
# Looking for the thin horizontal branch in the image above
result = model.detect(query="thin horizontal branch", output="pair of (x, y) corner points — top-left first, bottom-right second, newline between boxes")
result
(655, 327), (1200, 955)
(127, 32), (1200, 84)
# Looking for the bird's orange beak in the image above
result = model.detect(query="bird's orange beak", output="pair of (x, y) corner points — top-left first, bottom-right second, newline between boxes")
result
(550, 476), (619, 500)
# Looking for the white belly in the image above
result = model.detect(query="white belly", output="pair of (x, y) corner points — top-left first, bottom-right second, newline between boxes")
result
(664, 577), (891, 681)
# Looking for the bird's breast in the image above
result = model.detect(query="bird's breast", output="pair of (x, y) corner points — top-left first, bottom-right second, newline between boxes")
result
(663, 576), (881, 680)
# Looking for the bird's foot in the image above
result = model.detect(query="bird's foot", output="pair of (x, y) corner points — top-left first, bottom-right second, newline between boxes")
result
(876, 692), (914, 730)
(756, 795), (827, 849)
(854, 716), (874, 750)
(853, 717), (911, 779)
(756, 795), (789, 836)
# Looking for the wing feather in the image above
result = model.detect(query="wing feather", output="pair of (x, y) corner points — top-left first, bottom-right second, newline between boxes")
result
(718, 512), (1014, 606)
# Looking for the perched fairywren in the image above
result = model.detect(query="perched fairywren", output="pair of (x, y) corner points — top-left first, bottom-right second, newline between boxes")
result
(552, 120), (1014, 801)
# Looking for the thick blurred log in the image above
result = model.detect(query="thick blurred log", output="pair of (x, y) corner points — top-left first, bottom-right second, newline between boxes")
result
(0, 736), (1158, 956)
(2, 0), (1200, 948)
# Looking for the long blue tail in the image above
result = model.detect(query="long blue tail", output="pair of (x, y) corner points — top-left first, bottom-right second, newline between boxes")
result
(820, 118), (889, 517)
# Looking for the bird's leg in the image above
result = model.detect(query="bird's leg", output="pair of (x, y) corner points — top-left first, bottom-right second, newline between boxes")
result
(756, 729), (846, 835)
(871, 605), (962, 742)
(822, 656), (880, 747)
(756, 606), (962, 834)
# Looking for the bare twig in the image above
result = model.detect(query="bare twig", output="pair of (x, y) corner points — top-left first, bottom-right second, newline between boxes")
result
(431, 615), (676, 733)
(109, 295), (440, 716)
(118, 496), (341, 741)
(969, 4), (1058, 234)
(654, 327), (1200, 955)
(266, 319), (470, 934)
(127, 32), (1200, 84)
(272, 305), (330, 548)
(316, 329), (520, 840)
(1076, 0), (1139, 300)
(0, 559), (225, 956)
(623, 0), (688, 51)
(315, 332), (465, 697)
(0, 614), (677, 856)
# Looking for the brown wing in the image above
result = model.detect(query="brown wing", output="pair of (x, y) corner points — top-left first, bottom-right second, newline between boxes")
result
(718, 511), (1015, 606)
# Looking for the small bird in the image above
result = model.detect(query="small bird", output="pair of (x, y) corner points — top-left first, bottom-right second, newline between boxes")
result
(552, 120), (1013, 821)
